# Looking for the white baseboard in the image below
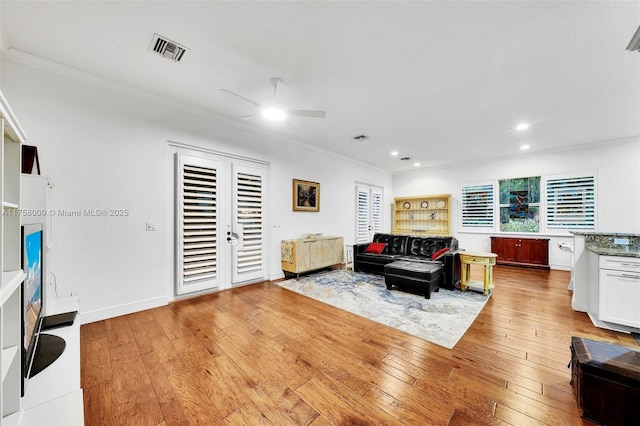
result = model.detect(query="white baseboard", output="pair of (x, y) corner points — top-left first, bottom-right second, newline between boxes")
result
(79, 296), (169, 324)
(270, 271), (285, 281)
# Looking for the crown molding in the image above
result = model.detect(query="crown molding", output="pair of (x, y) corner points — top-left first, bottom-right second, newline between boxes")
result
(0, 48), (389, 174)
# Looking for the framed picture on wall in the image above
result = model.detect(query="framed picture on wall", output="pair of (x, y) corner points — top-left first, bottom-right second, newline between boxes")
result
(292, 179), (320, 212)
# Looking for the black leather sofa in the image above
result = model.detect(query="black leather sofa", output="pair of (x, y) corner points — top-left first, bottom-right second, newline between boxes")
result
(353, 233), (461, 291)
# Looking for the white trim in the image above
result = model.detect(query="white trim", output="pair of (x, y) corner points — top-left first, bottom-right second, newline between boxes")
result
(1, 48), (390, 175)
(79, 296), (169, 325)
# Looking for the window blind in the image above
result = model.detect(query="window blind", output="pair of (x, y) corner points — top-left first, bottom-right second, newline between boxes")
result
(546, 176), (595, 229)
(461, 184), (494, 228)
(181, 164), (218, 283)
(235, 172), (263, 274)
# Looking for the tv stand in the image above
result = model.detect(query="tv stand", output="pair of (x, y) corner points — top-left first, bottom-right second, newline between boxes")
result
(19, 297), (83, 425)
(29, 334), (66, 378)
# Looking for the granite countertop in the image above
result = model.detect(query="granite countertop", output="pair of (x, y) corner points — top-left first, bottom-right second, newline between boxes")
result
(585, 245), (640, 258)
(573, 231), (640, 257)
(572, 231), (640, 237)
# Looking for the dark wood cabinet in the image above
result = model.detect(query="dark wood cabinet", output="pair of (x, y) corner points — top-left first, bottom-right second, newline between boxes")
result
(490, 236), (549, 270)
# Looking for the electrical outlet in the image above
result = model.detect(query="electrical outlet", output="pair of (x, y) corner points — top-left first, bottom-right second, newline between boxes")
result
(146, 222), (157, 231)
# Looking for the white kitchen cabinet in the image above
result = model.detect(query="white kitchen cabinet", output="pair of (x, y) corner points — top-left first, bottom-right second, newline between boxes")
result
(599, 256), (640, 328)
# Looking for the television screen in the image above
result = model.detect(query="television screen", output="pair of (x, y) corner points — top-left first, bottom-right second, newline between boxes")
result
(22, 224), (43, 394)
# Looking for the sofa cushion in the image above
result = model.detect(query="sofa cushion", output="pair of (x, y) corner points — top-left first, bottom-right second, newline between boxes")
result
(357, 253), (399, 263)
(406, 236), (454, 257)
(364, 242), (386, 254)
(372, 234), (408, 255)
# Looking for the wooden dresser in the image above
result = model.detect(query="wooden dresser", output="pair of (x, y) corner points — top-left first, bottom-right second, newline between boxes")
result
(281, 236), (344, 278)
(490, 236), (550, 270)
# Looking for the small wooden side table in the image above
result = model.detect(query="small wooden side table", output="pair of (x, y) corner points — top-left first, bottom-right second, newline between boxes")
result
(459, 251), (498, 296)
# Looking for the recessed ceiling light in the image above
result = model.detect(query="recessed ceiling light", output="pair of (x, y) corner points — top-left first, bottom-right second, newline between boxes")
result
(516, 123), (530, 131)
(414, 162), (421, 167)
(391, 151), (398, 156)
(261, 107), (287, 121)
(520, 144), (531, 150)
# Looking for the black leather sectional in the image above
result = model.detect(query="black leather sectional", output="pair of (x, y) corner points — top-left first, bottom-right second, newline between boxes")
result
(353, 233), (461, 296)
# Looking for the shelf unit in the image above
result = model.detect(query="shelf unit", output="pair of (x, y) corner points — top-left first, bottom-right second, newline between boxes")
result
(392, 194), (452, 236)
(0, 91), (27, 425)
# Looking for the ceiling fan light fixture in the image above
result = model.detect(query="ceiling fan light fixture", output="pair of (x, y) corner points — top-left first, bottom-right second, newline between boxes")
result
(626, 25), (640, 52)
(261, 107), (287, 121)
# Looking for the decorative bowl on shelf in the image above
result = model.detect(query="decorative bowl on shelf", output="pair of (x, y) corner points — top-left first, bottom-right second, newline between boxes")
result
(436, 200), (445, 208)
(420, 201), (429, 208)
(403, 201), (411, 209)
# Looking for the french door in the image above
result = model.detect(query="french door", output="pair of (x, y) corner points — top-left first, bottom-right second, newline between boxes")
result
(175, 152), (267, 296)
(356, 184), (383, 243)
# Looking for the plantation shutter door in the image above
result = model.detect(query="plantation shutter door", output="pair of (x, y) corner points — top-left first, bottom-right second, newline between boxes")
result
(356, 184), (383, 243)
(371, 187), (383, 235)
(356, 186), (371, 243)
(231, 163), (266, 283)
(176, 154), (220, 295)
(546, 176), (595, 229)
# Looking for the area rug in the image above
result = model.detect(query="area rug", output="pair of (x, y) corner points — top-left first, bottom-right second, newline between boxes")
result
(276, 269), (491, 349)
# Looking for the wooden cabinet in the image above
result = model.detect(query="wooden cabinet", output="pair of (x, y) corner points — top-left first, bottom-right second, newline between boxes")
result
(393, 194), (451, 236)
(490, 236), (549, 270)
(281, 236), (344, 277)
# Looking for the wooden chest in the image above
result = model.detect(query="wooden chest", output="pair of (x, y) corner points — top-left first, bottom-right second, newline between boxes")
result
(570, 337), (640, 425)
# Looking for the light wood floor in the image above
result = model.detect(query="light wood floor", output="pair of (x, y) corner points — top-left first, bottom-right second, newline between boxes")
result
(81, 266), (637, 425)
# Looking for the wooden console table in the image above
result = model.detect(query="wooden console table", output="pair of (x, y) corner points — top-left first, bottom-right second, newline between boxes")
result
(460, 251), (497, 296)
(281, 236), (344, 278)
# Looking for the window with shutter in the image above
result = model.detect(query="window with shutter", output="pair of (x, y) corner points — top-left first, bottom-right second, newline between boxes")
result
(461, 183), (494, 230)
(546, 174), (595, 229)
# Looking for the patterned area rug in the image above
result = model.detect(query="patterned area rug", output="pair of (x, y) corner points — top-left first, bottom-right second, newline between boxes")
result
(276, 269), (491, 349)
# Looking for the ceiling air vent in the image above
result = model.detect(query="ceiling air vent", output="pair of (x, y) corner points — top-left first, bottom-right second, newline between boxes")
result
(150, 33), (188, 62)
(626, 25), (640, 52)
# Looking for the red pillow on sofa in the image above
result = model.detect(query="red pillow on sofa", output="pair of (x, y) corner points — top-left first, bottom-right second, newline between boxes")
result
(431, 247), (450, 260)
(364, 242), (387, 254)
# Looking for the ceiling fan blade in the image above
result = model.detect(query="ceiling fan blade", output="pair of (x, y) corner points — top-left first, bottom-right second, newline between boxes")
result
(289, 110), (326, 118)
(220, 89), (261, 107)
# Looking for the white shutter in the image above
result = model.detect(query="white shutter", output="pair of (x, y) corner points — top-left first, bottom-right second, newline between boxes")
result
(356, 184), (383, 243)
(546, 175), (595, 229)
(232, 164), (266, 282)
(356, 186), (370, 243)
(461, 183), (494, 229)
(371, 187), (383, 234)
(176, 154), (219, 294)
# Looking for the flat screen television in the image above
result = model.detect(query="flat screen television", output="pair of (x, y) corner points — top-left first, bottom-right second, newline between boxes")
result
(21, 224), (44, 395)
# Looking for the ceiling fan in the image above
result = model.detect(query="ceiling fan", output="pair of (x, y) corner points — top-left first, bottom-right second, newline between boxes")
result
(221, 77), (326, 121)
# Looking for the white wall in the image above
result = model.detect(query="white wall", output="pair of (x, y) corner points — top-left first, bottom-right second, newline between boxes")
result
(0, 58), (392, 323)
(394, 140), (640, 270)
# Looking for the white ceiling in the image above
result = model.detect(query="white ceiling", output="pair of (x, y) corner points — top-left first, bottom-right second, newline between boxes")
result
(1, 1), (639, 173)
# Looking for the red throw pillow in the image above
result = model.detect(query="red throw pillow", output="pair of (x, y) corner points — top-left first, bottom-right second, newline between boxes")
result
(364, 242), (386, 254)
(431, 247), (450, 260)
